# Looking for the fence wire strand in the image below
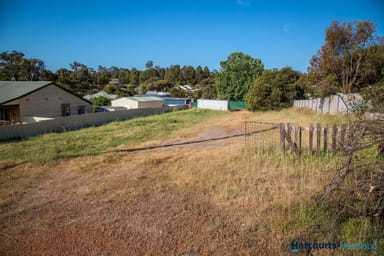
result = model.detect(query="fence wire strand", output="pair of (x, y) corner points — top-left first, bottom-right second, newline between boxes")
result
(244, 122), (280, 151)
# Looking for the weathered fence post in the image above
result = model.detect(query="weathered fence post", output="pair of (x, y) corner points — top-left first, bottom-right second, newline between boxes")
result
(294, 124), (302, 156)
(309, 123), (314, 155)
(316, 123), (321, 154)
(340, 124), (346, 150)
(324, 124), (328, 153)
(287, 123), (292, 151)
(332, 124), (337, 152)
(299, 126), (302, 155)
(280, 123), (285, 154)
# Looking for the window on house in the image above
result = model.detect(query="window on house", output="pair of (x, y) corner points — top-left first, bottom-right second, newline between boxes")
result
(0, 107), (9, 121)
(61, 104), (71, 116)
(78, 106), (86, 115)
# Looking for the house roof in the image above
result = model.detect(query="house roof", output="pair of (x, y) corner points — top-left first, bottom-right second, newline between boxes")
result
(0, 81), (91, 105)
(0, 81), (53, 104)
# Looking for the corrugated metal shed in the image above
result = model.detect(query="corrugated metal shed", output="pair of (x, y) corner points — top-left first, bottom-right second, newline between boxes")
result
(111, 96), (164, 109)
(128, 96), (164, 102)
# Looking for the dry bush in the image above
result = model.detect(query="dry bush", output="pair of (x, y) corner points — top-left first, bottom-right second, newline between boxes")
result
(309, 117), (384, 254)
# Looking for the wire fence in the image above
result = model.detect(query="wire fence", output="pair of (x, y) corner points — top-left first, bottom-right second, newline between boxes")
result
(244, 122), (280, 151)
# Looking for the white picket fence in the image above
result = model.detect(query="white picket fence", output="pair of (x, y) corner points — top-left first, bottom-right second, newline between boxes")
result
(0, 106), (181, 141)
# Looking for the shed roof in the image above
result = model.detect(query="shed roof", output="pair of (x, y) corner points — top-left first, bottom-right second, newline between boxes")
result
(125, 96), (164, 102)
(0, 81), (53, 104)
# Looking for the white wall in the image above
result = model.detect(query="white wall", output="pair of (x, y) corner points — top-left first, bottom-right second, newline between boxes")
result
(112, 97), (164, 109)
(111, 98), (138, 109)
(197, 99), (229, 111)
(0, 106), (184, 140)
(293, 94), (354, 115)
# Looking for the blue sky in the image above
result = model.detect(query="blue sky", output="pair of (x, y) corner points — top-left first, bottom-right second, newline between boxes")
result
(1, 0), (383, 72)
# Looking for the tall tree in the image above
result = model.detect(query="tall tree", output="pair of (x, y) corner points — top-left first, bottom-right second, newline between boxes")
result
(0, 50), (24, 80)
(195, 65), (204, 84)
(140, 68), (160, 84)
(96, 65), (111, 85)
(202, 84), (217, 99)
(0, 51), (46, 81)
(119, 68), (130, 84)
(129, 68), (140, 85)
(109, 66), (120, 79)
(179, 65), (196, 85)
(56, 68), (73, 86)
(309, 20), (384, 95)
(155, 66), (166, 80)
(40, 69), (57, 81)
(145, 60), (154, 69)
(216, 52), (264, 101)
(199, 66), (215, 86)
(24, 58), (45, 81)
(164, 65), (180, 84)
(246, 67), (301, 111)
(69, 61), (81, 81)
(68, 61), (93, 93)
(202, 66), (210, 79)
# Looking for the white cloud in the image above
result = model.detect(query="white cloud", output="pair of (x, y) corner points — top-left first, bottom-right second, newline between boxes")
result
(236, 0), (251, 7)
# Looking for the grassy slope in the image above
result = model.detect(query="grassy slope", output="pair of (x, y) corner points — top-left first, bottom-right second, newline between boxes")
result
(0, 108), (380, 255)
(0, 109), (227, 164)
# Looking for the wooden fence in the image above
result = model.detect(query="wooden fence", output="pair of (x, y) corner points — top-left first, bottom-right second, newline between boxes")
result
(279, 123), (347, 156)
(0, 106), (184, 141)
(244, 121), (348, 156)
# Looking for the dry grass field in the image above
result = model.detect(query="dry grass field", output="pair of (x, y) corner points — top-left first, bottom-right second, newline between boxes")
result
(0, 108), (379, 255)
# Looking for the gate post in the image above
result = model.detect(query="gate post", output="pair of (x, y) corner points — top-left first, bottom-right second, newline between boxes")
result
(280, 123), (285, 154)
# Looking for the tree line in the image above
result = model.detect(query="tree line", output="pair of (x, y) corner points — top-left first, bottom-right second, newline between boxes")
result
(1, 20), (383, 111)
(0, 53), (216, 97)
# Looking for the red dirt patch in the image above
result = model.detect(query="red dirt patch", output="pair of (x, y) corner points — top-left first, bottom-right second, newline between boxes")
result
(0, 188), (262, 255)
(0, 113), (266, 255)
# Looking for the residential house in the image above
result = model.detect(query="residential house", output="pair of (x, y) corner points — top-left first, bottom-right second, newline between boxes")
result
(0, 81), (92, 124)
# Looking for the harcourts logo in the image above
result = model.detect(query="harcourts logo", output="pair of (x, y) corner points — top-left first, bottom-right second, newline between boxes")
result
(339, 241), (377, 251)
(291, 241), (337, 253)
(291, 240), (378, 253)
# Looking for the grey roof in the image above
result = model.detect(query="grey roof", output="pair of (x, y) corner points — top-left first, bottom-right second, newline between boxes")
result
(0, 81), (52, 104)
(125, 96), (164, 102)
(0, 81), (92, 105)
